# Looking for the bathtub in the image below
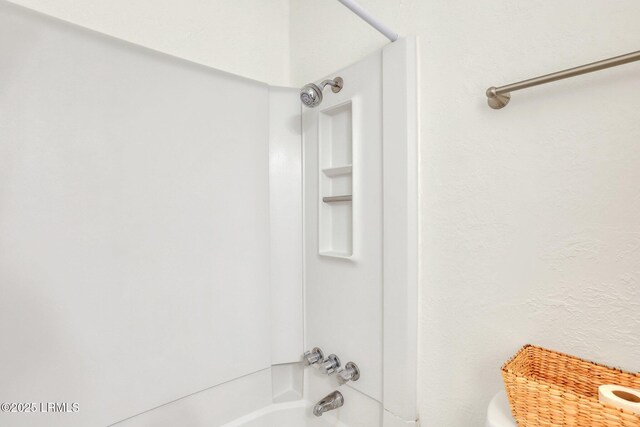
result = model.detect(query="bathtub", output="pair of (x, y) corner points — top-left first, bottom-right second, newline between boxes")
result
(222, 400), (349, 427)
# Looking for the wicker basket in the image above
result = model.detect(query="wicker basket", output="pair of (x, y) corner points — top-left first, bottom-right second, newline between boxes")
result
(502, 345), (640, 427)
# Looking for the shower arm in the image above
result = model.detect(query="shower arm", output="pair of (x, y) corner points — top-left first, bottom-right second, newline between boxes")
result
(336, 0), (398, 42)
(320, 78), (343, 91)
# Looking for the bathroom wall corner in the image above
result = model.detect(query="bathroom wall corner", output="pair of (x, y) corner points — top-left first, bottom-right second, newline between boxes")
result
(269, 86), (304, 365)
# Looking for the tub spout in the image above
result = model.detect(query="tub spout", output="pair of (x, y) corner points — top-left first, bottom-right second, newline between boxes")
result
(313, 390), (344, 417)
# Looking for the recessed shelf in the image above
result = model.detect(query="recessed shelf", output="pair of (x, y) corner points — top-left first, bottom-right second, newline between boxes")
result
(319, 101), (353, 258)
(322, 165), (352, 177)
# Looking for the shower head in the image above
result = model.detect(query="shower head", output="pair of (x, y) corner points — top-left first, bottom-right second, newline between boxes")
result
(300, 77), (343, 108)
(300, 84), (323, 108)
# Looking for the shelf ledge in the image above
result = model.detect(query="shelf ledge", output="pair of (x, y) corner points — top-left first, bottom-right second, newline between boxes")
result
(322, 165), (352, 177)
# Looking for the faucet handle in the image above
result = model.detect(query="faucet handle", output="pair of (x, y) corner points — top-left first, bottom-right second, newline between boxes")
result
(321, 354), (341, 375)
(337, 362), (360, 384)
(303, 347), (324, 367)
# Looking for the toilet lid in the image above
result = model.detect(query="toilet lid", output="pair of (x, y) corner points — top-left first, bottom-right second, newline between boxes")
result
(486, 391), (517, 427)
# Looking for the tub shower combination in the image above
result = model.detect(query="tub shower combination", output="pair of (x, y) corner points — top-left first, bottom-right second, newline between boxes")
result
(0, 1), (417, 426)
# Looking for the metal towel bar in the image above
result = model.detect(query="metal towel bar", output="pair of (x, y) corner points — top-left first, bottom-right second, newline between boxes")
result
(486, 50), (640, 109)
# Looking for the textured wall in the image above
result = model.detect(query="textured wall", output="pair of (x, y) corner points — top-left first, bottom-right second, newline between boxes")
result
(7, 0), (290, 85)
(289, 0), (640, 425)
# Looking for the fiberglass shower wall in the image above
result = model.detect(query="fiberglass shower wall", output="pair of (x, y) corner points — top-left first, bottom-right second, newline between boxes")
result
(0, 2), (418, 426)
(0, 2), (303, 426)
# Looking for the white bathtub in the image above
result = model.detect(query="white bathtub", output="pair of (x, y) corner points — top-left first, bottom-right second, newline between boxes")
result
(222, 401), (349, 427)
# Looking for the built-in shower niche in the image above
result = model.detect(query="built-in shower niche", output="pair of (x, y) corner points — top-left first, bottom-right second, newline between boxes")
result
(319, 101), (353, 258)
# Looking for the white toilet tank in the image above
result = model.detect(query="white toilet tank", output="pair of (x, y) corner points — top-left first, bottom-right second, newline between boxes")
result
(486, 392), (517, 427)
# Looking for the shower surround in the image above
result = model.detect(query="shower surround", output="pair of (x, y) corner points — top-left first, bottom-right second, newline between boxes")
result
(0, 2), (418, 426)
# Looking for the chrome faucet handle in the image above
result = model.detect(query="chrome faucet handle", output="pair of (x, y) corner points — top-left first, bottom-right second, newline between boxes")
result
(337, 361), (360, 385)
(303, 347), (324, 367)
(321, 354), (341, 375)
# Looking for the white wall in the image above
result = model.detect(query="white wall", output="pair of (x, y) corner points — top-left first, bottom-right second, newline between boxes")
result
(269, 87), (304, 366)
(289, 0), (640, 426)
(5, 0), (640, 425)
(0, 3), (272, 425)
(303, 50), (385, 424)
(6, 0), (290, 86)
(289, 0), (414, 87)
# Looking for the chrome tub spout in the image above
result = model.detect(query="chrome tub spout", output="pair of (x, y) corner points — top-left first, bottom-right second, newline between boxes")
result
(313, 390), (344, 417)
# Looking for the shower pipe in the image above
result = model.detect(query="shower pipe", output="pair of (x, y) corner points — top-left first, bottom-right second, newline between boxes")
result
(486, 50), (640, 109)
(337, 0), (398, 42)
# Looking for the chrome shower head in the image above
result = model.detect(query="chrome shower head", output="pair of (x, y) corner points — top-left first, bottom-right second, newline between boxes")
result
(300, 83), (323, 108)
(300, 77), (343, 108)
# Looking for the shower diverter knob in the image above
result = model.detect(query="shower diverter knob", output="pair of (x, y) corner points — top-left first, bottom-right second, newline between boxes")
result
(321, 354), (341, 375)
(337, 362), (360, 385)
(303, 347), (324, 367)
